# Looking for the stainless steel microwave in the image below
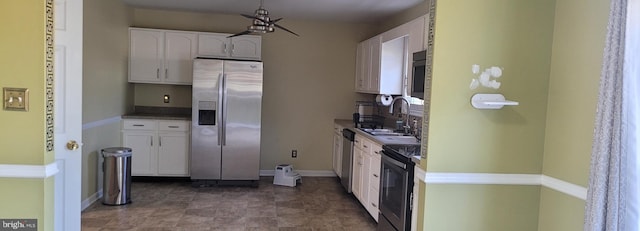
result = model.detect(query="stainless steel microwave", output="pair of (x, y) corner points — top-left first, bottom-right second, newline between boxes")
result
(411, 50), (427, 99)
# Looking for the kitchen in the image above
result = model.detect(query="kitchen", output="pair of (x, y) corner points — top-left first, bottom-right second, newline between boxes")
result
(0, 0), (608, 230)
(80, 0), (429, 230)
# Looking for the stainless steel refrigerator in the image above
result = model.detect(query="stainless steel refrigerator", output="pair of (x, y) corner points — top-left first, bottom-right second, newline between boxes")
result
(191, 58), (262, 185)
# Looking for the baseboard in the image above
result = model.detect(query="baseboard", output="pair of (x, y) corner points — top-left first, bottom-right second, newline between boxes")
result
(260, 170), (336, 177)
(81, 190), (103, 211)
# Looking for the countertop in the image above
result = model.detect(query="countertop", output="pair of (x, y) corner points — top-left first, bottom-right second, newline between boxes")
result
(121, 113), (191, 121)
(121, 106), (191, 121)
(334, 119), (420, 146)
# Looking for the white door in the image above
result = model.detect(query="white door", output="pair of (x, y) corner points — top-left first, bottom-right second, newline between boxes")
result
(53, 0), (83, 230)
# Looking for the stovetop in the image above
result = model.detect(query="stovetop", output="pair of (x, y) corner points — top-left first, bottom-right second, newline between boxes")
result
(382, 144), (421, 160)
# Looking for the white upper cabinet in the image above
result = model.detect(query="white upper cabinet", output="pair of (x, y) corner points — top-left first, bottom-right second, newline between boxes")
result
(355, 15), (427, 95)
(407, 16), (426, 54)
(230, 36), (262, 59)
(129, 28), (196, 85)
(165, 32), (198, 84)
(197, 33), (262, 60)
(130, 28), (262, 85)
(130, 29), (164, 84)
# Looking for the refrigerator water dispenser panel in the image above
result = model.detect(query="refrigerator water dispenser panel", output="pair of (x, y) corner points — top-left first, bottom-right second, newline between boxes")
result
(198, 101), (216, 125)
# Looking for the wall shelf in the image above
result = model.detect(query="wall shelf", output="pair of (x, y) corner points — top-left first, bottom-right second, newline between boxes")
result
(471, 93), (519, 109)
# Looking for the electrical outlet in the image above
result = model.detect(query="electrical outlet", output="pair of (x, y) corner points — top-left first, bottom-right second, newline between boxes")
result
(291, 150), (298, 158)
(163, 95), (170, 103)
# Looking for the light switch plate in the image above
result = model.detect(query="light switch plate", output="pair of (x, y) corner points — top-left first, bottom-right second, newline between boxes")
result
(3, 88), (29, 111)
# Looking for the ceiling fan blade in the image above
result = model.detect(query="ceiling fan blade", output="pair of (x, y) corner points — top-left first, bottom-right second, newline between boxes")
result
(227, 30), (252, 38)
(274, 23), (299, 36)
(241, 14), (256, 19)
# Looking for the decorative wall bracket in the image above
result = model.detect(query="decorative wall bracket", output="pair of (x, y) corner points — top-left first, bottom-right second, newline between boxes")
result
(471, 93), (518, 109)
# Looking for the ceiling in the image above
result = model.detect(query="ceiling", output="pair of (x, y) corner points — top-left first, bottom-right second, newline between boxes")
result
(121, 0), (425, 23)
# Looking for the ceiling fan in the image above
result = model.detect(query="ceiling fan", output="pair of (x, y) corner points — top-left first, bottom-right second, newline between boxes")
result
(228, 0), (300, 38)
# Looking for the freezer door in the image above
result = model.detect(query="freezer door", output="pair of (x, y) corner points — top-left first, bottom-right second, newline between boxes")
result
(221, 61), (263, 180)
(191, 59), (223, 180)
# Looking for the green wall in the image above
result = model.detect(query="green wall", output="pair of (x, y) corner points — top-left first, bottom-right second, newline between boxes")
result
(537, 0), (608, 229)
(0, 1), (55, 230)
(425, 185), (541, 231)
(81, 0), (132, 202)
(421, 0), (556, 230)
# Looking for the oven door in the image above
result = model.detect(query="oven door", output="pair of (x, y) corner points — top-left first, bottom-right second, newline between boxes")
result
(379, 152), (410, 231)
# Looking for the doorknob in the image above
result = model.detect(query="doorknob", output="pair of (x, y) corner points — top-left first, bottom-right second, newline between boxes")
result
(66, 140), (80, 150)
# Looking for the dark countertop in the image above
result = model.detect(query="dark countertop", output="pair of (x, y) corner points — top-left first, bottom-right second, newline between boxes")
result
(121, 113), (191, 121)
(334, 118), (420, 146)
(122, 106), (191, 121)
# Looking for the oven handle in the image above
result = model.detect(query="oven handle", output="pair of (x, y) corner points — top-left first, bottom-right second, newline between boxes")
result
(382, 152), (406, 170)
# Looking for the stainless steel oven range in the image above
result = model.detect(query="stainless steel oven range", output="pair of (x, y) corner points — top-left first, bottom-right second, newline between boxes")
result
(378, 144), (420, 231)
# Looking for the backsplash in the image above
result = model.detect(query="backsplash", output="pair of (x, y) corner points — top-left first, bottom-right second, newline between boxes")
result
(134, 83), (192, 108)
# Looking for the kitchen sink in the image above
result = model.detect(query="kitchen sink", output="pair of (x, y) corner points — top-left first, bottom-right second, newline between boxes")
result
(359, 128), (406, 136)
(380, 136), (419, 143)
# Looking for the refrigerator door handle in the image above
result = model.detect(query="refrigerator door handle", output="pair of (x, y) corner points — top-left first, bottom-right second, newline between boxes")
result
(222, 73), (228, 146)
(218, 73), (224, 146)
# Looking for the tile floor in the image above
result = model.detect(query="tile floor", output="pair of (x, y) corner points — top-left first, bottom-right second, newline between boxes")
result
(81, 177), (378, 231)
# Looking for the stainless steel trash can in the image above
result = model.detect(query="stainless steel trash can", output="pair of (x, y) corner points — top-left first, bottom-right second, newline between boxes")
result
(102, 147), (132, 205)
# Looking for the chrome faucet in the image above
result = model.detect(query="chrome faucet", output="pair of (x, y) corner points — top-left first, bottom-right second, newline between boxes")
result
(389, 96), (411, 134)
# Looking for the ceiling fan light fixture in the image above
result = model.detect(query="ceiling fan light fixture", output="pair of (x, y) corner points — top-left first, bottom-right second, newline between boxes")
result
(228, 0), (299, 38)
(248, 25), (274, 33)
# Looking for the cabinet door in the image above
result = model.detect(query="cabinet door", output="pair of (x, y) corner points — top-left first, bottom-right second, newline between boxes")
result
(197, 33), (230, 58)
(370, 147), (382, 191)
(360, 151), (371, 205)
(123, 132), (156, 176)
(230, 36), (261, 60)
(355, 42), (365, 92)
(165, 32), (197, 85)
(368, 187), (380, 221)
(408, 16), (426, 54)
(332, 133), (343, 177)
(352, 148), (363, 200)
(368, 36), (381, 92)
(157, 132), (190, 176)
(130, 29), (164, 83)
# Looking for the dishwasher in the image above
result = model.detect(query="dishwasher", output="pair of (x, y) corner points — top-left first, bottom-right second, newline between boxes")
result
(340, 128), (355, 193)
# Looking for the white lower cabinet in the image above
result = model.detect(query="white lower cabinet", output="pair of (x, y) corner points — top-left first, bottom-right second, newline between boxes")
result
(332, 123), (343, 177)
(122, 119), (190, 176)
(352, 134), (382, 221)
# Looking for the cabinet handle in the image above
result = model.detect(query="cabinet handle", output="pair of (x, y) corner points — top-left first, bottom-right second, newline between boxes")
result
(363, 145), (368, 148)
(374, 151), (380, 154)
(231, 44), (235, 54)
(355, 140), (360, 143)
(371, 203), (377, 208)
(156, 68), (160, 79)
(223, 44), (227, 54)
(373, 174), (378, 178)
(150, 136), (153, 146)
(165, 69), (168, 79)
(159, 136), (162, 146)
(168, 125), (179, 128)
(132, 124), (144, 127)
